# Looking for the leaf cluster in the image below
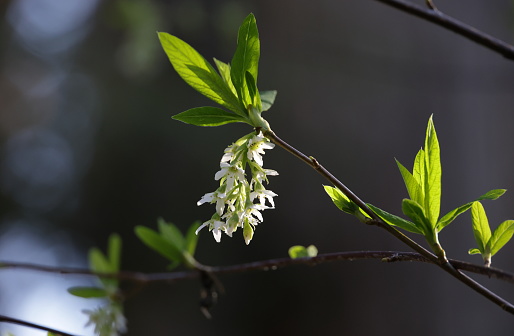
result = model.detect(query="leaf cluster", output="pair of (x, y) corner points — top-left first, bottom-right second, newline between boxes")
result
(158, 13), (277, 129)
(135, 218), (200, 269)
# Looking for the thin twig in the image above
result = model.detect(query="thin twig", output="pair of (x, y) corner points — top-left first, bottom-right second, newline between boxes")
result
(1, 252), (513, 284)
(263, 129), (514, 314)
(373, 0), (514, 60)
(0, 314), (79, 336)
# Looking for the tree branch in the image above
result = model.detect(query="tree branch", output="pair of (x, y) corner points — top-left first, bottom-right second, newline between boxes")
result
(263, 129), (514, 314)
(373, 0), (514, 60)
(0, 313), (79, 336)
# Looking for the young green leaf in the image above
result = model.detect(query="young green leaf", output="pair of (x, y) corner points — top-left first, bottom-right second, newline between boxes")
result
(470, 202), (491, 253)
(245, 71), (259, 107)
(231, 13), (260, 109)
(401, 198), (430, 234)
(67, 286), (108, 298)
(134, 226), (183, 263)
(158, 32), (242, 114)
(488, 219), (514, 256)
(436, 189), (507, 232)
(288, 245), (318, 259)
(423, 115), (441, 227)
(367, 203), (422, 234)
(213, 58), (237, 96)
(260, 90), (277, 111)
(89, 247), (117, 289)
(157, 218), (185, 251)
(172, 107), (247, 127)
(185, 221), (201, 256)
(468, 248), (481, 255)
(323, 185), (359, 215)
(413, 148), (425, 191)
(396, 159), (423, 205)
(108, 233), (121, 273)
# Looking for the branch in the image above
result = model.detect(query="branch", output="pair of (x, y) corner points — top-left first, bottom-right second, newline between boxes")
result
(263, 129), (514, 314)
(0, 313), (79, 336)
(1, 251), (513, 283)
(373, 0), (514, 60)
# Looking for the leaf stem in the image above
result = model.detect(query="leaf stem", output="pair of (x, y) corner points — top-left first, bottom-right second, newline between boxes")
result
(263, 129), (514, 314)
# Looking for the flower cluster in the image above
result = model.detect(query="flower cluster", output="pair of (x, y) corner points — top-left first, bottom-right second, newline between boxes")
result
(83, 304), (127, 336)
(196, 131), (278, 244)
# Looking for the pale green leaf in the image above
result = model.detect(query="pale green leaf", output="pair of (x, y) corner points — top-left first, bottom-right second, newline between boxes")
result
(107, 233), (121, 272)
(89, 247), (117, 289)
(157, 218), (185, 251)
(437, 189), (507, 232)
(213, 58), (237, 96)
(468, 248), (481, 255)
(488, 220), (514, 256)
(323, 185), (359, 215)
(185, 221), (201, 256)
(401, 199), (430, 234)
(367, 203), (422, 234)
(288, 245), (318, 259)
(423, 115), (441, 227)
(471, 201), (491, 254)
(67, 286), (108, 298)
(260, 90), (277, 111)
(231, 13), (260, 108)
(158, 32), (242, 114)
(172, 107), (247, 126)
(413, 148), (425, 189)
(135, 226), (183, 263)
(396, 159), (423, 205)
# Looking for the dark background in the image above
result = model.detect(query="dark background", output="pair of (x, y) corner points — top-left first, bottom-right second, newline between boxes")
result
(0, 0), (514, 335)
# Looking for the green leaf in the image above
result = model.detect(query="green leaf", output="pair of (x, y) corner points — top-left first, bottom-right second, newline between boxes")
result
(477, 189), (507, 201)
(89, 248), (112, 274)
(172, 107), (247, 126)
(323, 185), (359, 215)
(401, 199), (430, 234)
(185, 221), (201, 256)
(423, 115), (441, 227)
(108, 233), (121, 272)
(245, 71), (260, 108)
(468, 248), (481, 255)
(413, 148), (425, 189)
(488, 220), (514, 256)
(213, 58), (237, 96)
(288, 245), (318, 259)
(135, 226), (184, 263)
(67, 286), (108, 298)
(367, 203), (422, 234)
(157, 218), (185, 251)
(158, 32), (242, 114)
(260, 90), (277, 111)
(436, 189), (507, 232)
(231, 13), (260, 109)
(470, 202), (491, 254)
(396, 159), (423, 205)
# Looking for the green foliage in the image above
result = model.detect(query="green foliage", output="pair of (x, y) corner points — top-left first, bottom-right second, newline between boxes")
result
(469, 201), (514, 266)
(135, 218), (199, 269)
(365, 116), (505, 259)
(159, 13), (277, 130)
(68, 233), (122, 300)
(288, 245), (318, 259)
(67, 287), (108, 298)
(323, 185), (370, 221)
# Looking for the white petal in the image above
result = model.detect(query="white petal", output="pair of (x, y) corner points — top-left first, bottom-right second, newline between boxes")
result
(212, 228), (222, 242)
(195, 221), (210, 235)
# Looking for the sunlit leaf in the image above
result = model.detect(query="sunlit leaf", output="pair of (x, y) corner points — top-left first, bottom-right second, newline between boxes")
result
(231, 13), (260, 108)
(135, 226), (183, 263)
(172, 107), (247, 126)
(488, 220), (514, 256)
(396, 159), (422, 205)
(158, 32), (242, 114)
(157, 218), (185, 251)
(468, 248), (481, 255)
(108, 233), (122, 272)
(470, 202), (491, 254)
(401, 199), (430, 234)
(368, 203), (422, 234)
(288, 245), (318, 259)
(423, 115), (441, 227)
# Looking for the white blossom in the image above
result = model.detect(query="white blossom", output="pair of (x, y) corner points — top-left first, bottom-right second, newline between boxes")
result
(83, 305), (127, 336)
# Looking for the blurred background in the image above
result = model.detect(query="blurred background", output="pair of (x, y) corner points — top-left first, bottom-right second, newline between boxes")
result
(0, 0), (514, 335)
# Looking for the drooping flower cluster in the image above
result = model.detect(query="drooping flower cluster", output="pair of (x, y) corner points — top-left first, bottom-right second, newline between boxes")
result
(83, 304), (127, 336)
(196, 131), (278, 244)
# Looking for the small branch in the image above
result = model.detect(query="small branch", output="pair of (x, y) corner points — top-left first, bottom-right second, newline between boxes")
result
(372, 0), (514, 60)
(1, 252), (513, 283)
(0, 314), (79, 336)
(263, 129), (514, 314)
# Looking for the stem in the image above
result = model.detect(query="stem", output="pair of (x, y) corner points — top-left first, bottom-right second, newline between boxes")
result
(0, 314), (79, 336)
(263, 129), (514, 314)
(372, 0), (514, 61)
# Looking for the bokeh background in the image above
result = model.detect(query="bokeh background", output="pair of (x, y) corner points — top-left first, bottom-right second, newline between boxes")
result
(0, 0), (514, 335)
